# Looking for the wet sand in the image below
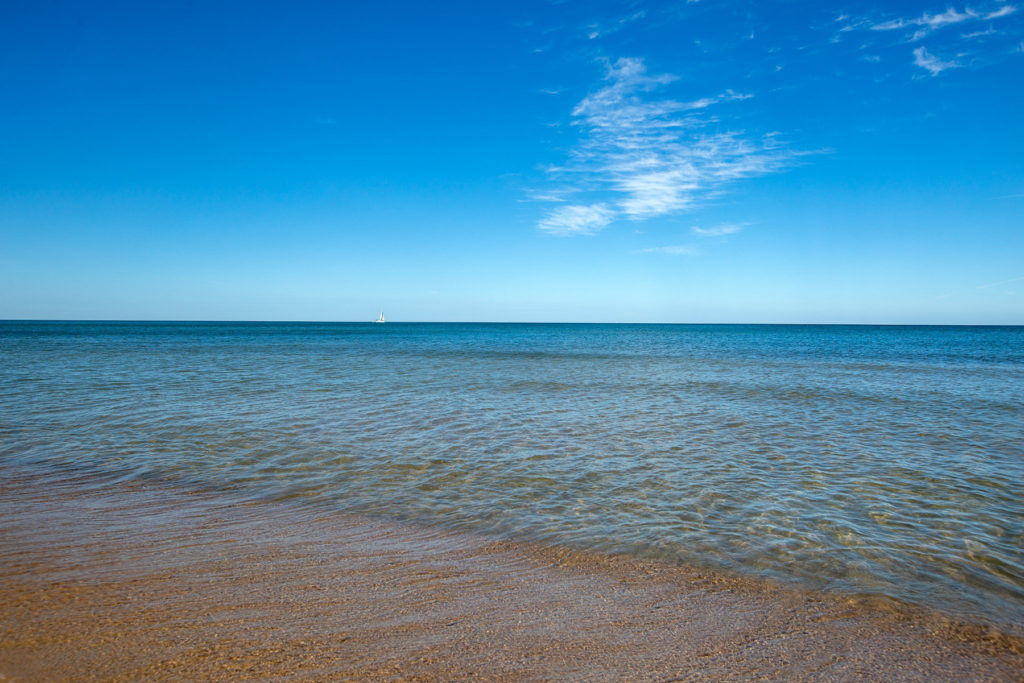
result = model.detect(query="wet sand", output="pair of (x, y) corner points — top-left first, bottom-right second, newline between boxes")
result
(1, 470), (1022, 681)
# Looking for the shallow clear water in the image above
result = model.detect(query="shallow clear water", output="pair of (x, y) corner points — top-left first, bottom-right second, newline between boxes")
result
(2, 322), (1022, 632)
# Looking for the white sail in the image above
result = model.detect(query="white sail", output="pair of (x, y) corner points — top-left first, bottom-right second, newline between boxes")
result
(375, 311), (385, 323)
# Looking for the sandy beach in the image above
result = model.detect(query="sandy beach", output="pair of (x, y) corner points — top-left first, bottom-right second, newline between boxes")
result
(1, 469), (1021, 681)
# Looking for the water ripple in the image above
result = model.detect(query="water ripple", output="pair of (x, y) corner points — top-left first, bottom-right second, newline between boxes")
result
(1, 321), (1022, 634)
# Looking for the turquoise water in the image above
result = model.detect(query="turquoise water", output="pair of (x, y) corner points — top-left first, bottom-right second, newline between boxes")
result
(2, 322), (1022, 632)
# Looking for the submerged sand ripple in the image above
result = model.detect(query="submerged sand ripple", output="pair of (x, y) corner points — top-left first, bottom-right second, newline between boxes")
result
(1, 470), (1022, 681)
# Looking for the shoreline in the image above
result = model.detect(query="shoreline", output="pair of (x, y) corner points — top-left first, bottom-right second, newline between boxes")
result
(2, 469), (1022, 680)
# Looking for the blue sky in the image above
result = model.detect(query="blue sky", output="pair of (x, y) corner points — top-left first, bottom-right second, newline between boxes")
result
(1, 0), (1022, 323)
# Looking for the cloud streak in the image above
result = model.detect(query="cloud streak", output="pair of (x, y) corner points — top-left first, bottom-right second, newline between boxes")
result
(537, 203), (615, 236)
(977, 274), (1024, 289)
(537, 58), (798, 234)
(836, 4), (1021, 76)
(691, 223), (745, 236)
(914, 46), (961, 74)
(871, 5), (1017, 40)
(586, 10), (647, 40)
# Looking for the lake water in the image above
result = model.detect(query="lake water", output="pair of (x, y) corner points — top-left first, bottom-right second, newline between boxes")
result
(2, 321), (1022, 633)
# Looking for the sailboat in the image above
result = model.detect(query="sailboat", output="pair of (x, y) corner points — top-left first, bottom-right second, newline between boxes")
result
(375, 311), (386, 323)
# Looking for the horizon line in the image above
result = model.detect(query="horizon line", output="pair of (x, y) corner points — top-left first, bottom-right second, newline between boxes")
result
(2, 319), (1022, 327)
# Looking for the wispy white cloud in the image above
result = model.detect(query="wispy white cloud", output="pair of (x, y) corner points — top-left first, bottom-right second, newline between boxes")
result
(914, 46), (962, 74)
(681, 90), (753, 110)
(691, 223), (744, 236)
(938, 273), (1024, 299)
(615, 168), (697, 217)
(524, 190), (571, 203)
(586, 10), (647, 40)
(870, 4), (1017, 40)
(835, 4), (1021, 72)
(637, 245), (698, 255)
(873, 7), (974, 34)
(537, 203), (615, 236)
(536, 58), (799, 234)
(985, 5), (1018, 19)
(977, 274), (1024, 289)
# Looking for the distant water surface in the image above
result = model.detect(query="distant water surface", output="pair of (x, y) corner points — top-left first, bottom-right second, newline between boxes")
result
(1, 322), (1022, 633)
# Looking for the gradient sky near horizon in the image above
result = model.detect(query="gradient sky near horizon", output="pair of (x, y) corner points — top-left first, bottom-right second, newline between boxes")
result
(2, 0), (1022, 323)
